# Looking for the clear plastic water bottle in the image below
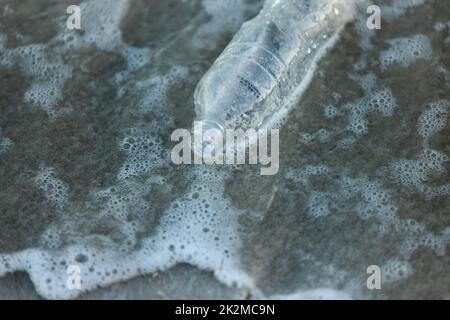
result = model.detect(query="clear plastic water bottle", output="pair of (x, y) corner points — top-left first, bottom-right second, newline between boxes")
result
(193, 0), (356, 137)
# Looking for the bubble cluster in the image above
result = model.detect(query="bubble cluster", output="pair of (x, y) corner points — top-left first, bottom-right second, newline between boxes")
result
(353, 0), (427, 50)
(433, 21), (450, 43)
(345, 77), (396, 135)
(128, 66), (188, 117)
(90, 178), (157, 249)
(0, 167), (254, 299)
(150, 168), (253, 287)
(301, 73), (396, 140)
(0, 42), (72, 119)
(381, 259), (413, 284)
(34, 165), (69, 210)
(356, 177), (450, 257)
(391, 149), (449, 198)
(287, 167), (450, 272)
(392, 100), (450, 199)
(72, 0), (151, 69)
(118, 124), (166, 180)
(307, 192), (336, 218)
(286, 168), (372, 220)
(434, 22), (447, 33)
(286, 164), (330, 186)
(379, 34), (433, 70)
(54, 0), (151, 71)
(399, 224), (449, 257)
(299, 128), (335, 144)
(324, 105), (340, 119)
(0, 137), (14, 155)
(417, 100), (449, 144)
(0, 0), (152, 120)
(436, 65), (450, 83)
(355, 178), (397, 223)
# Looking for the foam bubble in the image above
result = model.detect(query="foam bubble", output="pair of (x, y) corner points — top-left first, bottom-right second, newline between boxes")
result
(392, 149), (450, 199)
(434, 21), (447, 33)
(324, 105), (340, 119)
(34, 165), (69, 210)
(392, 100), (450, 199)
(299, 74), (395, 147)
(118, 123), (166, 180)
(299, 128), (335, 144)
(0, 137), (14, 155)
(381, 259), (413, 283)
(436, 65), (450, 83)
(379, 34), (433, 70)
(125, 66), (189, 117)
(0, 43), (73, 119)
(417, 100), (449, 144)
(286, 164), (330, 186)
(345, 75), (396, 135)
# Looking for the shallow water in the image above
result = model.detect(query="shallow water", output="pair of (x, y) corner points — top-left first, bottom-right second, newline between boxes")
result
(0, 0), (450, 299)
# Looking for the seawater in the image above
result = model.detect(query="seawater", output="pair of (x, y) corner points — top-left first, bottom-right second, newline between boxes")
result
(0, 0), (449, 299)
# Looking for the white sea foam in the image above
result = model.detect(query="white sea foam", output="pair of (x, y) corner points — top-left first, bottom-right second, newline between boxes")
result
(299, 73), (396, 139)
(0, 40), (73, 119)
(0, 167), (255, 299)
(392, 100), (450, 199)
(379, 34), (433, 70)
(417, 100), (449, 145)
(354, 0), (428, 50)
(0, 0), (151, 119)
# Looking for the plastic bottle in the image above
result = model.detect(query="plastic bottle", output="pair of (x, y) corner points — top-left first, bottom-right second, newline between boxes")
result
(193, 0), (356, 137)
